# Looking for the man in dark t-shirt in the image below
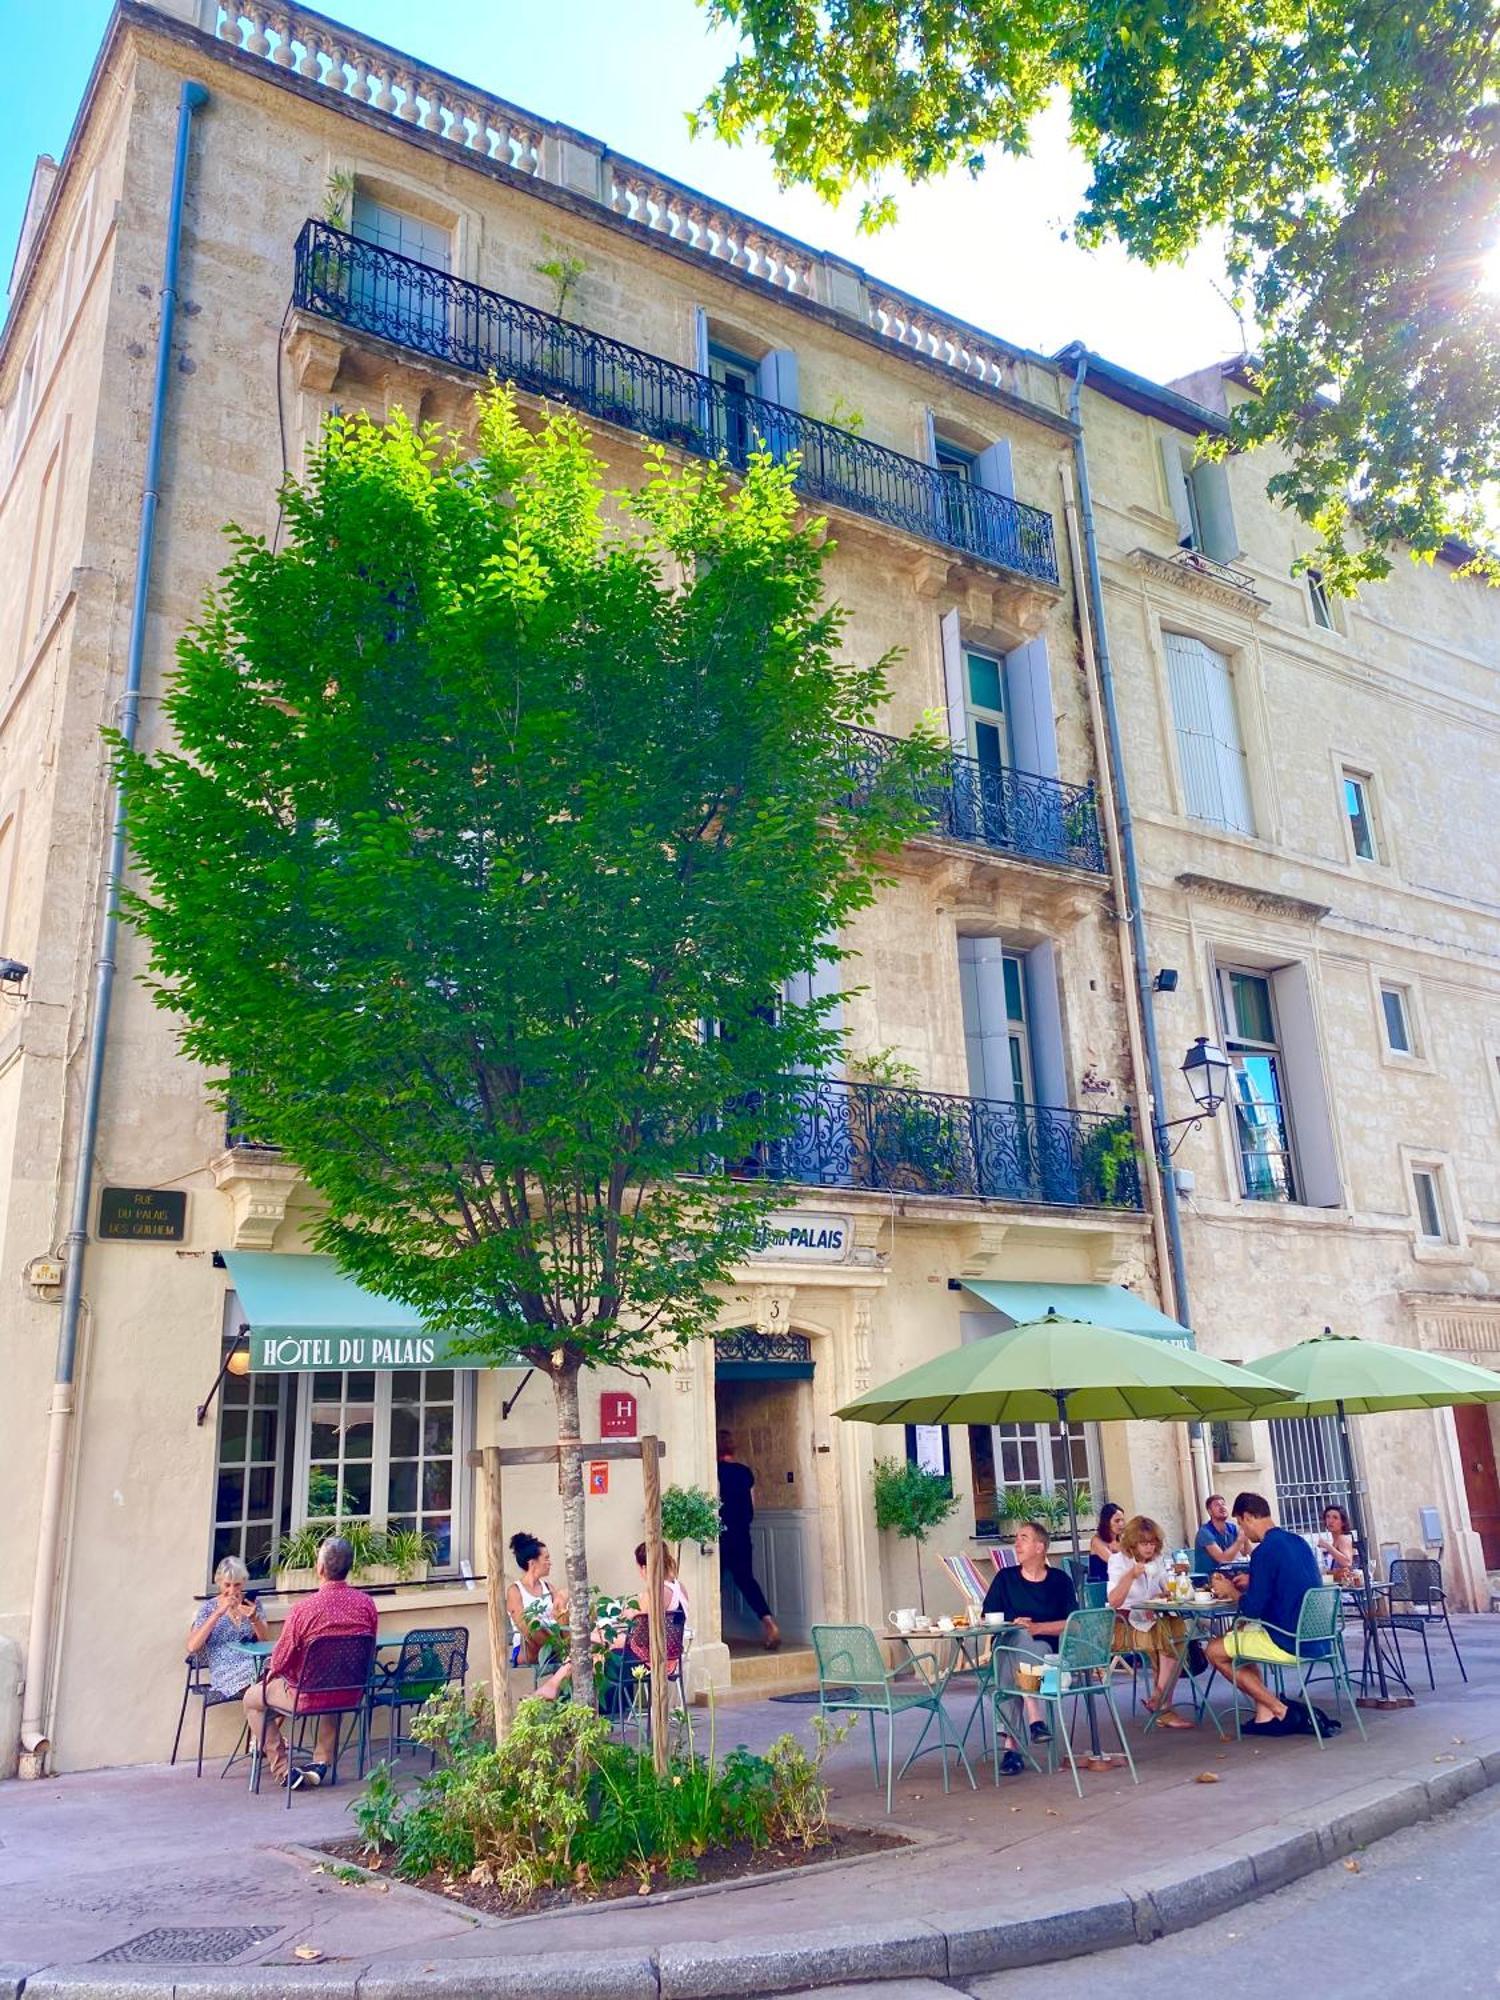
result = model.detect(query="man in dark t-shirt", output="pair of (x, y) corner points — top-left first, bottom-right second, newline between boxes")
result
(981, 1520), (1077, 1775)
(717, 1429), (780, 1650)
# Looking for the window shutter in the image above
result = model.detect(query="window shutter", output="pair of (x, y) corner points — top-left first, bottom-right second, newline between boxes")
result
(940, 609), (967, 752)
(1020, 941), (1067, 1110)
(1165, 633), (1253, 834)
(693, 307), (710, 377)
(757, 348), (798, 410)
(974, 439), (1014, 500)
(1194, 458), (1242, 564)
(1002, 639), (1059, 779)
(923, 407), (939, 468)
(958, 936), (1015, 1103)
(1159, 436), (1194, 545)
(783, 929), (844, 1074)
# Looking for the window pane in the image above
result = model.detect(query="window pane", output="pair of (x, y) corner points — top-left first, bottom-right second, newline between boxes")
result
(423, 1409), (454, 1456)
(424, 1371), (454, 1399)
(1229, 972), (1275, 1045)
(249, 1407), (278, 1462)
(967, 653), (1003, 711)
(391, 1370), (423, 1400)
(342, 1406), (376, 1458)
(309, 1414), (342, 1460)
(342, 1463), (373, 1515)
(388, 1461), (418, 1513)
(246, 1466), (275, 1514)
(212, 1525), (239, 1571)
(426, 1515), (453, 1564)
(1344, 777), (1375, 860)
(973, 719), (1004, 772)
(218, 1407), (248, 1463)
(347, 1372), (376, 1402)
(388, 1404), (420, 1457)
(306, 1466), (348, 1516)
(422, 1458), (453, 1509)
(215, 1469), (245, 1521)
(1414, 1171), (1444, 1240)
(1232, 1053), (1296, 1201)
(312, 1372), (342, 1399)
(1381, 988), (1411, 1053)
(1002, 955), (1025, 1023)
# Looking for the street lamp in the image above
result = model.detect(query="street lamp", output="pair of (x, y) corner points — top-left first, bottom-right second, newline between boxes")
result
(1156, 1036), (1232, 1157)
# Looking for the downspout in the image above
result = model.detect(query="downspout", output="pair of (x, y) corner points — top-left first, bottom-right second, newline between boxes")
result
(20, 78), (209, 1774)
(1065, 352), (1213, 1527)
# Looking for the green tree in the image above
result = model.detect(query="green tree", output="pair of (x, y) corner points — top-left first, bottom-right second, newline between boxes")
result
(871, 1455), (960, 1612)
(695, 0), (1500, 589)
(117, 388), (939, 1708)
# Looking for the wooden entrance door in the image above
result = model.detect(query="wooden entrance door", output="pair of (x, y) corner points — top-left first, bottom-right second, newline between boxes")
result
(1453, 1404), (1500, 1568)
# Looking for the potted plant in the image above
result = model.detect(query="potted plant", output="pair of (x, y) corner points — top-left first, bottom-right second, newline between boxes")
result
(364, 1527), (436, 1587)
(659, 1484), (721, 1567)
(871, 1456), (959, 1614)
(1081, 1114), (1141, 1208)
(272, 1518), (404, 1590)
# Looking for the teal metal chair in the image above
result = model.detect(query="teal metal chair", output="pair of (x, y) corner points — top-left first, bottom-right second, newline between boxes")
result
(991, 1607), (1139, 1798)
(811, 1623), (975, 1814)
(1226, 1588), (1366, 1745)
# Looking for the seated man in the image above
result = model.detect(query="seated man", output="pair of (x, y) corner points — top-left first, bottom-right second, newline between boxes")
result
(1205, 1492), (1337, 1736)
(981, 1519), (1077, 1776)
(243, 1534), (378, 1788)
(1193, 1493), (1246, 1582)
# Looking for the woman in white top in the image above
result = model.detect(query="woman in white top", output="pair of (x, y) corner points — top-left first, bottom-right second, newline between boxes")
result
(505, 1531), (570, 1666)
(1107, 1514), (1193, 1728)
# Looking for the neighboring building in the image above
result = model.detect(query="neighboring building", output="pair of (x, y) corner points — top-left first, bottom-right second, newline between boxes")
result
(0, 0), (1167, 1772)
(1067, 350), (1500, 1611)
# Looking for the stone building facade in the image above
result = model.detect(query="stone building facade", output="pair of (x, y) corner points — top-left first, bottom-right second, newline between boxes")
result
(1, 1), (1494, 1774)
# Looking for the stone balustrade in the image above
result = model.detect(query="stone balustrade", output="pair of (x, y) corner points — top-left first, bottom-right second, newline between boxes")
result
(201, 2), (1032, 394)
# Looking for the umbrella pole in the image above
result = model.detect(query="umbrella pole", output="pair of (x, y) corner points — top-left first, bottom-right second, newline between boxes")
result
(1054, 1390), (1102, 1759)
(1336, 1397), (1412, 1709)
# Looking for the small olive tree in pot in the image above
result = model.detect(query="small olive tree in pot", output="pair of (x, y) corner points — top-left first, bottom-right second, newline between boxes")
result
(871, 1456), (960, 1614)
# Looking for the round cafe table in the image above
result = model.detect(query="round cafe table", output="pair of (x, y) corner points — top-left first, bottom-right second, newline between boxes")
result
(884, 1619), (1022, 1763)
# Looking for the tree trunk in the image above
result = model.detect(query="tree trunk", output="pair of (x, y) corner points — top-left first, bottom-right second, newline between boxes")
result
(553, 1358), (595, 1711)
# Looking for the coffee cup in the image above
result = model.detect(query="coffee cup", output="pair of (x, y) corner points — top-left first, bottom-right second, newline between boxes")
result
(889, 1608), (917, 1632)
(984, 1611), (1006, 1627)
(937, 1616), (955, 1631)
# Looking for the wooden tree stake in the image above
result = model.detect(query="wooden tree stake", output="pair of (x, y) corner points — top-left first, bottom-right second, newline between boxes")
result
(640, 1431), (670, 1775)
(482, 1445), (514, 1745)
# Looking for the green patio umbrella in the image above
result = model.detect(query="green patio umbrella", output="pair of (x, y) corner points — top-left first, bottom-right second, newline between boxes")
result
(837, 1310), (1289, 1561)
(1245, 1328), (1500, 1704)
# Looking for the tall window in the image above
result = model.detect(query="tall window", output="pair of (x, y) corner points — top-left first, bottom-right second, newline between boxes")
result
(707, 340), (759, 464)
(963, 649), (1010, 775)
(295, 1368), (464, 1567)
(1219, 967), (1297, 1202)
(958, 936), (1033, 1106)
(211, 1367), (288, 1580)
(1342, 770), (1377, 861)
(1164, 633), (1254, 834)
(968, 1422), (1095, 1535)
(1307, 569), (1335, 630)
(349, 192), (452, 347)
(1161, 438), (1239, 564)
(1380, 983), (1414, 1056)
(1412, 1166), (1451, 1243)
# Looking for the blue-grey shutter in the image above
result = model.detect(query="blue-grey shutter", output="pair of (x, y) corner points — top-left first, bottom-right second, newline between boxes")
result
(1195, 459), (1242, 564)
(757, 348), (798, 410)
(974, 439), (1013, 500)
(1002, 640), (1059, 779)
(1159, 435), (1194, 545)
(1021, 942), (1067, 1111)
(940, 610), (967, 752)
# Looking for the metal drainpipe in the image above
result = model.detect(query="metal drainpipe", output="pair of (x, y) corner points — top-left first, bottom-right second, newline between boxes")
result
(19, 78), (210, 1773)
(1065, 353), (1213, 1521)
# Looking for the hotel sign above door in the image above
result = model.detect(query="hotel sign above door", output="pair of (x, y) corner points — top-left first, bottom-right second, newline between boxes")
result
(748, 1210), (853, 1263)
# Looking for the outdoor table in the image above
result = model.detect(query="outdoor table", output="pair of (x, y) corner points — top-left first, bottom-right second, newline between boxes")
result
(1138, 1596), (1239, 1734)
(884, 1621), (1018, 1767)
(1342, 1580), (1417, 1708)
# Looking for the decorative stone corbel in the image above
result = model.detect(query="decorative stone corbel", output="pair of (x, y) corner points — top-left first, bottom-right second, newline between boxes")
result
(953, 1220), (1011, 1277)
(850, 1289), (876, 1393)
(850, 1212), (889, 1267)
(750, 1286), (795, 1338)
(209, 1148), (303, 1251)
(284, 323), (344, 395)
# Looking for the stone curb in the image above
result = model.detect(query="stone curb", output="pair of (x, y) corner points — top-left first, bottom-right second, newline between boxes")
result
(15, 1743), (1500, 2000)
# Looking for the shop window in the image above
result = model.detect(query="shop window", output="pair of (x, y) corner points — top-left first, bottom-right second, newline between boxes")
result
(294, 1368), (466, 1568)
(967, 1420), (1096, 1537)
(210, 1368), (289, 1581)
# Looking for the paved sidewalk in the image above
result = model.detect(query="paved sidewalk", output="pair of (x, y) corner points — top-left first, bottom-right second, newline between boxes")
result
(2, 1618), (1497, 1997)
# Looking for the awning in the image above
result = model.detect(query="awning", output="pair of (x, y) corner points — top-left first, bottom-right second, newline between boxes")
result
(959, 1280), (1193, 1347)
(223, 1251), (497, 1372)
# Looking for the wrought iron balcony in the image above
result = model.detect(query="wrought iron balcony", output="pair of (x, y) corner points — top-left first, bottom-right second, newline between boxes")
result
(841, 727), (1105, 874)
(722, 1077), (1143, 1210)
(292, 220), (1061, 587)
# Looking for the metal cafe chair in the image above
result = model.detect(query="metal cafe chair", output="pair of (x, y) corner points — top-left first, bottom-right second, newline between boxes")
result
(1385, 1559), (1468, 1688)
(990, 1607), (1138, 1798)
(366, 1627), (469, 1764)
(1227, 1588), (1366, 1745)
(251, 1631), (378, 1807)
(170, 1655), (246, 1777)
(812, 1622), (974, 1814)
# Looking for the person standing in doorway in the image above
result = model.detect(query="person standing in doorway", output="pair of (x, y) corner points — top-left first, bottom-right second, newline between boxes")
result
(717, 1428), (780, 1650)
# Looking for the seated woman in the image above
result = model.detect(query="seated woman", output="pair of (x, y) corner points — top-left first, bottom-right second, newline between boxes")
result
(186, 1556), (268, 1701)
(1321, 1504), (1356, 1580)
(1107, 1515), (1193, 1729)
(505, 1531), (570, 1666)
(601, 1544), (688, 1717)
(1088, 1503), (1124, 1587)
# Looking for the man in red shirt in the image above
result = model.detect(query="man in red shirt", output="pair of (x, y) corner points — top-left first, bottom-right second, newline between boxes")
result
(243, 1534), (377, 1788)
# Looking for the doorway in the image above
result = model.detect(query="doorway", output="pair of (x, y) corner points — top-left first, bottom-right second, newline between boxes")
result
(1454, 1404), (1500, 1568)
(714, 1333), (824, 1646)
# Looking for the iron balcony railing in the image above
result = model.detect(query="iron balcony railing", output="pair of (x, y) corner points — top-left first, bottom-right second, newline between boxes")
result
(842, 726), (1105, 874)
(292, 220), (1061, 587)
(719, 1076), (1142, 1210)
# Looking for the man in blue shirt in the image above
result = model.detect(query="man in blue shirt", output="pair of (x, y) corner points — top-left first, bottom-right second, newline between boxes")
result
(1205, 1492), (1338, 1736)
(1193, 1493), (1245, 1581)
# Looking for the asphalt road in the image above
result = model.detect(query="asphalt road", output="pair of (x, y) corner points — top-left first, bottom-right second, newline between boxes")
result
(824, 1784), (1500, 2000)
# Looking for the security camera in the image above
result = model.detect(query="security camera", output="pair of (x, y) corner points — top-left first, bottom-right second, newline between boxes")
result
(0, 959), (28, 986)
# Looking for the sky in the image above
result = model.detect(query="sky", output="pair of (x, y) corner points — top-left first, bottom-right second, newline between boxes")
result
(1, 0), (1244, 381)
